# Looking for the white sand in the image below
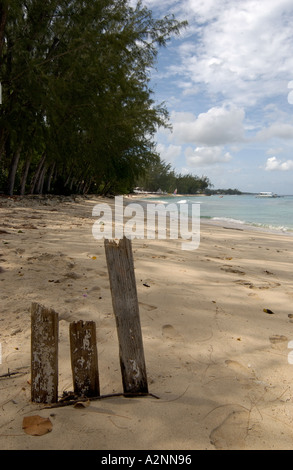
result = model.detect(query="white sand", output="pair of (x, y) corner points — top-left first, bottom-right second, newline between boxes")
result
(0, 195), (293, 450)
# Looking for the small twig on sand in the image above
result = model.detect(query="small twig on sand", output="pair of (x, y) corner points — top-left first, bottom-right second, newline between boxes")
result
(41, 392), (160, 409)
(0, 369), (28, 380)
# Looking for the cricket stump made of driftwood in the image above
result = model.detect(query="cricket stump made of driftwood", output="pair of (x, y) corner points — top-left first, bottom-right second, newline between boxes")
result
(70, 320), (100, 397)
(104, 237), (148, 394)
(31, 302), (59, 404)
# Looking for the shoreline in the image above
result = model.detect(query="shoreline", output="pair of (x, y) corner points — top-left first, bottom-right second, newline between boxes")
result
(1, 191), (292, 240)
(1, 195), (293, 449)
(202, 216), (293, 238)
(2, 192), (292, 238)
(127, 194), (293, 239)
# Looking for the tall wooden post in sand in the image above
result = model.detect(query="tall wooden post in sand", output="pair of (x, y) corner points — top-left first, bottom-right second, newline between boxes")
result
(104, 237), (148, 394)
(70, 320), (100, 397)
(31, 302), (59, 403)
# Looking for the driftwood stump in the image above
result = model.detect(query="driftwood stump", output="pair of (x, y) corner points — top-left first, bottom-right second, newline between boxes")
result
(104, 237), (148, 394)
(31, 302), (58, 403)
(70, 320), (100, 397)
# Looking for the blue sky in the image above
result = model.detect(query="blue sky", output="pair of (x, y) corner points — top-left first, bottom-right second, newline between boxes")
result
(138, 0), (293, 194)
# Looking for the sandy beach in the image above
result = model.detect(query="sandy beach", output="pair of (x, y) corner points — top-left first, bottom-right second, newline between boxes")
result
(1, 194), (293, 450)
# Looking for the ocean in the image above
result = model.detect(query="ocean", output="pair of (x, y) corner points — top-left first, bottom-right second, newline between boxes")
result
(143, 194), (293, 235)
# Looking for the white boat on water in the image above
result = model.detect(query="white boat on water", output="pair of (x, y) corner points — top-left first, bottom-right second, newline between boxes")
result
(256, 192), (278, 198)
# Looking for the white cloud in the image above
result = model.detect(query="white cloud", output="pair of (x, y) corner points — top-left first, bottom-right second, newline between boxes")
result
(265, 156), (293, 171)
(256, 123), (293, 141)
(170, 105), (245, 146)
(185, 146), (233, 166)
(152, 0), (293, 106)
(156, 143), (182, 164)
(138, 0), (293, 193)
(266, 147), (284, 156)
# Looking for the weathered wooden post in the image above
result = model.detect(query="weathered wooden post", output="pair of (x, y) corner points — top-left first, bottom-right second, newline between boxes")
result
(70, 320), (100, 397)
(31, 302), (59, 403)
(104, 236), (148, 394)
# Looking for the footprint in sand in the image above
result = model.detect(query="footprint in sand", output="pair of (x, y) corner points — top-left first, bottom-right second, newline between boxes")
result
(89, 286), (101, 293)
(96, 270), (108, 277)
(225, 360), (252, 376)
(162, 324), (181, 341)
(221, 266), (246, 275)
(269, 335), (288, 350)
(139, 302), (158, 312)
(234, 280), (254, 288)
(64, 271), (82, 279)
(234, 280), (280, 290)
(258, 281), (281, 290)
(210, 410), (250, 450)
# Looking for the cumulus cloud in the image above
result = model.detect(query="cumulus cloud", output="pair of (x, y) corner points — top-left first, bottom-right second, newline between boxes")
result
(139, 0), (293, 193)
(185, 146), (233, 166)
(265, 156), (293, 171)
(256, 123), (293, 141)
(149, 0), (293, 106)
(156, 143), (182, 164)
(171, 105), (245, 146)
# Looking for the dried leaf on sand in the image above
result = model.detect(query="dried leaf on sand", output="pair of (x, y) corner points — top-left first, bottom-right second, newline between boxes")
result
(22, 415), (53, 436)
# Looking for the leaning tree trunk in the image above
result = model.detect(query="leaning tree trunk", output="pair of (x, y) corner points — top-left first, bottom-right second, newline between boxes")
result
(30, 152), (46, 194)
(6, 142), (23, 196)
(69, 177), (75, 191)
(0, 129), (7, 166)
(64, 170), (72, 188)
(83, 177), (93, 194)
(46, 162), (55, 193)
(0, 4), (8, 61)
(35, 164), (47, 194)
(20, 154), (31, 195)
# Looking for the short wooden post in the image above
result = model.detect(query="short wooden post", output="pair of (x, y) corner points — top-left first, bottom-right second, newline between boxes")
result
(70, 320), (100, 397)
(31, 302), (58, 403)
(104, 237), (148, 394)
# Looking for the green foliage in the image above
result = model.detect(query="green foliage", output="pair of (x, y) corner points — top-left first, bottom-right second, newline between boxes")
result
(136, 160), (212, 194)
(0, 0), (187, 195)
(205, 188), (242, 195)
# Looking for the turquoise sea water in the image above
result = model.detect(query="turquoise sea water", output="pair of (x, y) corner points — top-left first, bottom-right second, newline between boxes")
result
(143, 194), (293, 235)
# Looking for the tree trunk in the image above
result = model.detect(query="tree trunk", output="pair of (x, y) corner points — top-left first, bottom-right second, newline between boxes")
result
(69, 177), (75, 191)
(0, 129), (7, 165)
(81, 179), (87, 194)
(30, 152), (46, 194)
(6, 142), (23, 196)
(83, 177), (93, 194)
(64, 170), (72, 187)
(0, 3), (8, 62)
(35, 164), (47, 194)
(20, 154), (31, 195)
(76, 179), (83, 193)
(101, 180), (112, 196)
(46, 162), (55, 193)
